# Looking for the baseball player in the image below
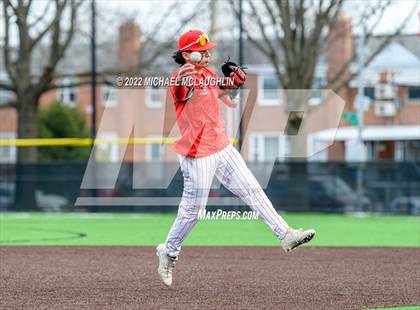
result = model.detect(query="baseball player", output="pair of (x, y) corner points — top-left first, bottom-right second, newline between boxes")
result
(156, 30), (315, 287)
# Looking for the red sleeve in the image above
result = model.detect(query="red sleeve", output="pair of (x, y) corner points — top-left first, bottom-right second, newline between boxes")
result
(170, 71), (191, 103)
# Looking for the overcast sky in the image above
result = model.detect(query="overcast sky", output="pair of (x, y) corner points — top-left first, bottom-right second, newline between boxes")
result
(1, 0), (418, 46)
(99, 0), (419, 35)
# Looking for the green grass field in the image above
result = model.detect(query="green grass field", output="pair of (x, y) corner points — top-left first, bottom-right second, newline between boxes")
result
(1, 212), (419, 310)
(367, 307), (420, 310)
(0, 212), (419, 247)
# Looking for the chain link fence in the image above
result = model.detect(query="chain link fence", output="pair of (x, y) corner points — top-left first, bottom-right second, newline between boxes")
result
(1, 161), (419, 214)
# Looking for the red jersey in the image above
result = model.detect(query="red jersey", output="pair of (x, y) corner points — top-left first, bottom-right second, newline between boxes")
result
(170, 67), (230, 158)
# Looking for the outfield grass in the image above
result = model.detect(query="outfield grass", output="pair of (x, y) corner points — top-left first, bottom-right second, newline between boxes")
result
(367, 307), (420, 310)
(0, 212), (419, 247)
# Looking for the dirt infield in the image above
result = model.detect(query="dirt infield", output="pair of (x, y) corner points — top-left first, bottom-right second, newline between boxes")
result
(0, 247), (419, 309)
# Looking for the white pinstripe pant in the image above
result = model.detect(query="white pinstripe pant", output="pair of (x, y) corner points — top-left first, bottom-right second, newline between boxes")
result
(164, 144), (289, 257)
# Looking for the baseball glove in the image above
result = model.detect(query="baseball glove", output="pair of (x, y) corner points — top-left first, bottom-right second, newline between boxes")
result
(220, 58), (247, 89)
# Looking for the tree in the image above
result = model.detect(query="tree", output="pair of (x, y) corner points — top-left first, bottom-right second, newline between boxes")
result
(38, 101), (90, 161)
(1, 0), (82, 162)
(0, 0), (83, 211)
(231, 0), (415, 210)
(233, 0), (415, 129)
(0, 0), (208, 161)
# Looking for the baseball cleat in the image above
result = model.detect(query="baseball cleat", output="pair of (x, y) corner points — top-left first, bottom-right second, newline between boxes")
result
(156, 244), (177, 287)
(281, 228), (316, 252)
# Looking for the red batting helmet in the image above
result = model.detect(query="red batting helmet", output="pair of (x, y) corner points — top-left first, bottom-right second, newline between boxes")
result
(178, 30), (217, 52)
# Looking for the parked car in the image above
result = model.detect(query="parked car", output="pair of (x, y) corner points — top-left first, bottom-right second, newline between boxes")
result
(0, 182), (15, 211)
(308, 176), (371, 213)
(35, 190), (69, 212)
(264, 175), (371, 213)
(390, 197), (420, 215)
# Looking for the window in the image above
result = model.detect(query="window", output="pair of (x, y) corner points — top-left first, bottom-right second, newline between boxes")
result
(57, 77), (77, 107)
(0, 133), (16, 163)
(397, 140), (420, 161)
(249, 133), (286, 162)
(145, 135), (165, 161)
(102, 85), (117, 107)
(145, 85), (164, 108)
(0, 89), (13, 106)
(308, 90), (326, 106)
(265, 136), (280, 160)
(312, 77), (327, 89)
(407, 86), (420, 100)
(95, 132), (119, 162)
(258, 75), (282, 106)
(308, 136), (329, 161)
(364, 87), (375, 100)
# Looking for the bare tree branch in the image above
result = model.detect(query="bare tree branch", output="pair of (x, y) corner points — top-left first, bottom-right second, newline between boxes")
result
(24, 0), (33, 14)
(0, 0), (94, 160)
(364, 0), (392, 35)
(320, 0), (358, 54)
(321, 0), (389, 78)
(36, 0), (82, 94)
(229, 0), (286, 87)
(276, 0), (297, 84)
(301, 0), (344, 88)
(137, 0), (206, 72)
(240, 0), (413, 95)
(2, 1), (17, 85)
(261, 0), (282, 44)
(139, 0), (181, 52)
(59, 1), (82, 56)
(29, 1), (60, 49)
(7, 0), (18, 16)
(25, 3), (203, 90)
(230, 2), (274, 58)
(328, 1), (416, 92)
(247, 0), (286, 86)
(28, 0), (52, 27)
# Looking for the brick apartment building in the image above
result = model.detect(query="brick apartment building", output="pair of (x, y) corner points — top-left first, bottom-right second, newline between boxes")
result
(0, 18), (419, 163)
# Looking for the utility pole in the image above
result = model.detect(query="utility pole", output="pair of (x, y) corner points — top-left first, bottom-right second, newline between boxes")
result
(238, 0), (243, 66)
(91, 0), (97, 144)
(237, 0), (244, 151)
(355, 26), (367, 213)
(210, 0), (218, 63)
(356, 29), (365, 155)
(90, 0), (97, 211)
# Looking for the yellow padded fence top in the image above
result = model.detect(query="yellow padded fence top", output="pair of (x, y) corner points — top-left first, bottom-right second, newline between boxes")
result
(0, 137), (240, 147)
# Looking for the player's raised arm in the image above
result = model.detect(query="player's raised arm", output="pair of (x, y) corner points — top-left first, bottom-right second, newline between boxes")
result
(170, 64), (197, 103)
